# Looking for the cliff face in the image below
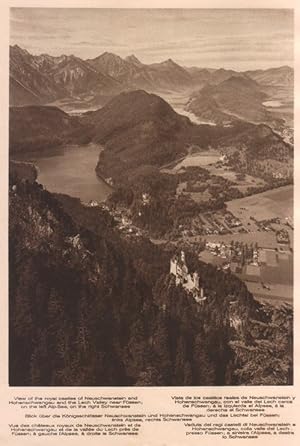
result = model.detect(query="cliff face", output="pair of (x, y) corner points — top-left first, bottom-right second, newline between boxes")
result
(9, 174), (293, 386)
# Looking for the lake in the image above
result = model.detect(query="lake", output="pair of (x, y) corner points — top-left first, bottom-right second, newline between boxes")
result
(262, 100), (283, 108)
(158, 91), (217, 125)
(14, 143), (112, 203)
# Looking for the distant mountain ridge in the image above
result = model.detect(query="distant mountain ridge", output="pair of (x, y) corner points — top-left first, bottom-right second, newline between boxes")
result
(245, 66), (293, 87)
(9, 44), (293, 106)
(86, 52), (194, 91)
(10, 45), (121, 106)
(187, 74), (286, 127)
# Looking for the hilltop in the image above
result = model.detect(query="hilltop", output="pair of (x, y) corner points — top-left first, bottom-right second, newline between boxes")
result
(83, 90), (192, 180)
(187, 75), (283, 127)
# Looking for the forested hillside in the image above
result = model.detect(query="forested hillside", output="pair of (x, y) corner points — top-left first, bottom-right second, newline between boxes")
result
(9, 106), (92, 154)
(9, 172), (293, 386)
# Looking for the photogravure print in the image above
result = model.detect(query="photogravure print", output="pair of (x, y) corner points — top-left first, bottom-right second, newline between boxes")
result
(8, 7), (293, 389)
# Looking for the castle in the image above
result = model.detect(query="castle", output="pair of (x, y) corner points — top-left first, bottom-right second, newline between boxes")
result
(170, 251), (206, 303)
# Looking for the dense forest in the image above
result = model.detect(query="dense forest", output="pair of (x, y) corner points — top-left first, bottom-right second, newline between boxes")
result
(9, 106), (92, 154)
(9, 171), (293, 386)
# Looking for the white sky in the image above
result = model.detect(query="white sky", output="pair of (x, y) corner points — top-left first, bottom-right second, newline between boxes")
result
(10, 8), (294, 70)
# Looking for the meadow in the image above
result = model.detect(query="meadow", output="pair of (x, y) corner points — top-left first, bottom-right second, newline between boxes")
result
(226, 185), (293, 222)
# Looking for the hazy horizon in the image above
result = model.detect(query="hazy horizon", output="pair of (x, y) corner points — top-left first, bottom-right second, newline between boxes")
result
(10, 8), (293, 71)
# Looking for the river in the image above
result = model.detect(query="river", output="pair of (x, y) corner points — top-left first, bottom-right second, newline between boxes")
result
(14, 143), (112, 203)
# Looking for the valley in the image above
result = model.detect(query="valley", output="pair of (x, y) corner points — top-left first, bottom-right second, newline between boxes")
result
(10, 86), (293, 307)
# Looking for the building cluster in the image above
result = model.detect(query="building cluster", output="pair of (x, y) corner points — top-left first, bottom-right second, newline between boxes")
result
(206, 241), (227, 258)
(88, 200), (99, 207)
(276, 229), (290, 244)
(224, 214), (242, 229)
(105, 177), (114, 186)
(170, 251), (206, 304)
(219, 154), (228, 163)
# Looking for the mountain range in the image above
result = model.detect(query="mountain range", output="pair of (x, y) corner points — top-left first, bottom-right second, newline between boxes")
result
(10, 44), (293, 107)
(9, 45), (121, 106)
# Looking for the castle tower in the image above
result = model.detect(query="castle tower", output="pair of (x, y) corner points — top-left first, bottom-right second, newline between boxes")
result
(170, 257), (178, 276)
(181, 250), (185, 263)
(170, 251), (206, 303)
(193, 271), (200, 290)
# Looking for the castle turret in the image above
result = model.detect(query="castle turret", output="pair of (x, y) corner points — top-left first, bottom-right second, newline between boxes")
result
(181, 250), (185, 263)
(170, 251), (206, 304)
(170, 256), (178, 276)
(193, 271), (200, 290)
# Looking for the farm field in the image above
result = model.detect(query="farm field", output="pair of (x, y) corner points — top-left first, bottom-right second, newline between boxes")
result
(245, 282), (293, 305)
(226, 185), (293, 222)
(199, 245), (293, 305)
(261, 254), (293, 285)
(173, 150), (221, 170)
(164, 148), (267, 194)
(199, 250), (226, 266)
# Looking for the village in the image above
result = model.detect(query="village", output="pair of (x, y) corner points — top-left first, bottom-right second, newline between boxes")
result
(85, 182), (293, 307)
